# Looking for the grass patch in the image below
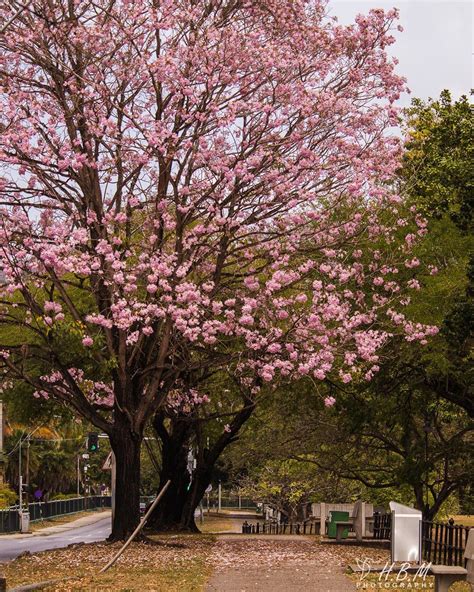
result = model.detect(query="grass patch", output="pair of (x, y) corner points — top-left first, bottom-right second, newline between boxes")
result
(3, 535), (215, 592)
(199, 515), (236, 533)
(450, 515), (474, 527)
(42, 559), (211, 591)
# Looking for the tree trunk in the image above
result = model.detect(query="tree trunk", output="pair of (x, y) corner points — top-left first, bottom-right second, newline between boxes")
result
(108, 423), (142, 541)
(148, 450), (194, 531)
(413, 481), (456, 521)
(149, 397), (256, 533)
(147, 412), (198, 532)
(180, 464), (214, 531)
(150, 484), (196, 532)
(149, 461), (212, 532)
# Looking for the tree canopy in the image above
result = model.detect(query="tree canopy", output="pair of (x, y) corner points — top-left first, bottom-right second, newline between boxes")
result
(0, 1), (434, 538)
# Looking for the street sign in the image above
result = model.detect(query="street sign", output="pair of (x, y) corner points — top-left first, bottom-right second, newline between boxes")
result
(205, 484), (212, 493)
(102, 451), (113, 470)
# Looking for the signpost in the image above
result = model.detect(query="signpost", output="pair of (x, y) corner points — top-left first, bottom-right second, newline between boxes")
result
(102, 451), (113, 470)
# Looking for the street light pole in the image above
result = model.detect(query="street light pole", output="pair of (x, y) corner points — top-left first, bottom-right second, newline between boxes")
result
(25, 440), (30, 502)
(76, 455), (80, 496)
(0, 400), (5, 485)
(18, 436), (22, 510)
(17, 425), (45, 511)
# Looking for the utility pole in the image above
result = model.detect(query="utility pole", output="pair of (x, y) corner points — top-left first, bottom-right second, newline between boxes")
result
(18, 436), (22, 508)
(25, 440), (30, 504)
(16, 424), (41, 532)
(19, 475), (23, 510)
(76, 455), (81, 496)
(0, 400), (5, 485)
(218, 480), (222, 513)
(17, 424), (41, 506)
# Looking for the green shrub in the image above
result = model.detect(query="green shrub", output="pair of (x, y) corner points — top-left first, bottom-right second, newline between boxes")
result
(0, 484), (17, 508)
(50, 493), (80, 500)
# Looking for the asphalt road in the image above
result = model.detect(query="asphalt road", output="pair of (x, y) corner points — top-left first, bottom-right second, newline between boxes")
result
(0, 514), (111, 562)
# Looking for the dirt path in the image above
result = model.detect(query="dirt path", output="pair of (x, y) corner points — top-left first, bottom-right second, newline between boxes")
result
(205, 535), (358, 592)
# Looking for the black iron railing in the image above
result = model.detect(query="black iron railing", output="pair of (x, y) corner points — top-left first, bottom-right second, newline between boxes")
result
(421, 518), (470, 567)
(0, 495), (111, 533)
(373, 511), (392, 540)
(242, 520), (317, 534)
(0, 508), (20, 533)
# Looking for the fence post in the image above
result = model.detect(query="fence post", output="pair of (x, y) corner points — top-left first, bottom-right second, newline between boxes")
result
(320, 503), (326, 535)
(434, 522), (440, 563)
(465, 528), (474, 586)
(447, 518), (454, 565)
(419, 520), (424, 564)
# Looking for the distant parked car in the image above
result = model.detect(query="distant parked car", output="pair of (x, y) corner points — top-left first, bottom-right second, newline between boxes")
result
(140, 497), (154, 515)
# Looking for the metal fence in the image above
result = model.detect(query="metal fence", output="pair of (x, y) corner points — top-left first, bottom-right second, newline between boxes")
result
(242, 520), (317, 535)
(421, 518), (471, 567)
(373, 511), (392, 540)
(207, 495), (257, 510)
(0, 508), (20, 533)
(0, 495), (111, 533)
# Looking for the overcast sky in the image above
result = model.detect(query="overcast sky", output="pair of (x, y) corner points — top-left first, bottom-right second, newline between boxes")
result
(329, 1), (472, 105)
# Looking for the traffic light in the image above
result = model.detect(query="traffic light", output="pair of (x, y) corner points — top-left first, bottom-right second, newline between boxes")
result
(87, 432), (99, 452)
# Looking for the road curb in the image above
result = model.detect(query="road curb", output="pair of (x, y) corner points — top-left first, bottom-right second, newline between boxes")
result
(9, 576), (76, 591)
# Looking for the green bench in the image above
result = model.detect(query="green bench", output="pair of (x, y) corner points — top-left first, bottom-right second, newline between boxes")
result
(334, 521), (352, 542)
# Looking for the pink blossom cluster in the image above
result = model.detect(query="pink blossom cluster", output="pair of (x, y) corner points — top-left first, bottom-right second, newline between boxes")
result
(0, 0), (437, 414)
(167, 388), (211, 415)
(34, 368), (114, 408)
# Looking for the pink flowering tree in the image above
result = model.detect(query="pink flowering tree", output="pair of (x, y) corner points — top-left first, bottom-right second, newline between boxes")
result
(0, 0), (436, 539)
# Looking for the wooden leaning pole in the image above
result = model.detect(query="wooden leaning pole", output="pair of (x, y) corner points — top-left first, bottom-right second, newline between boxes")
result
(99, 480), (171, 573)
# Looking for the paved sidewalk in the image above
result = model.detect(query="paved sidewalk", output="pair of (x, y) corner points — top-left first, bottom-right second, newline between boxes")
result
(206, 535), (356, 592)
(207, 565), (355, 591)
(0, 510), (111, 539)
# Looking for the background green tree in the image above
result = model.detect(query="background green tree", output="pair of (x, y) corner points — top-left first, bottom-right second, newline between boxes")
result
(222, 91), (474, 520)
